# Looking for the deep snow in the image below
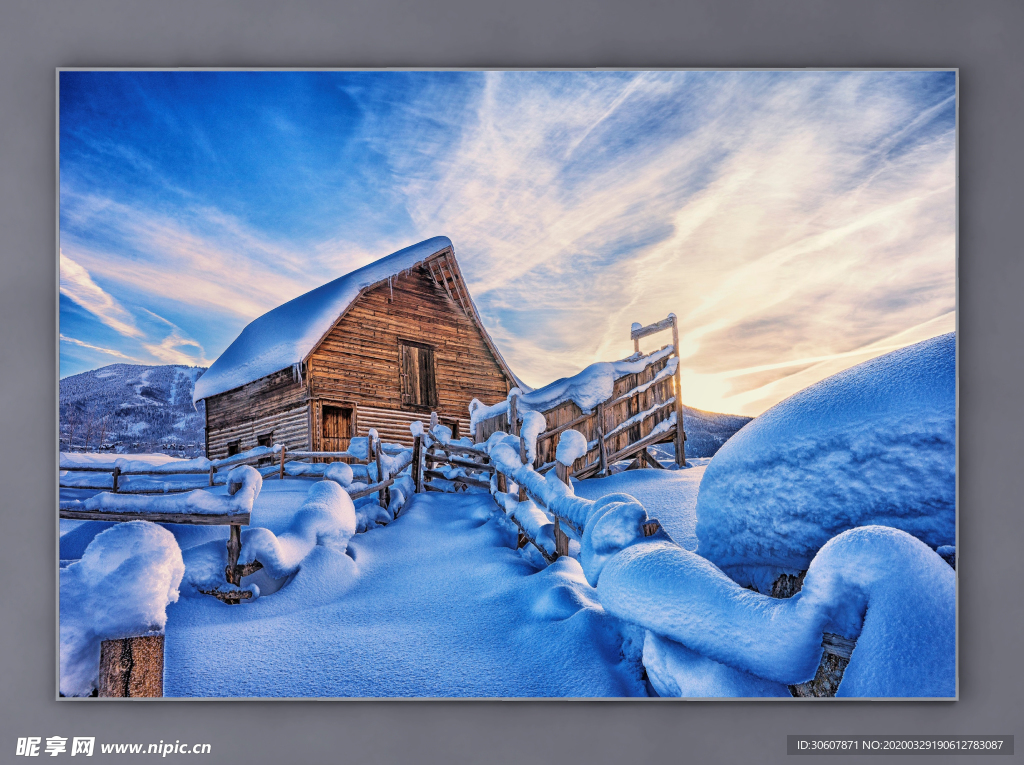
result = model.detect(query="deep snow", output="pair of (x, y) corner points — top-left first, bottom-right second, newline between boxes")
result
(59, 323), (957, 701)
(572, 466), (706, 551)
(163, 491), (644, 697)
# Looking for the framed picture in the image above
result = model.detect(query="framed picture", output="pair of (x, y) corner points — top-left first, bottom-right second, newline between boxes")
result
(58, 69), (956, 699)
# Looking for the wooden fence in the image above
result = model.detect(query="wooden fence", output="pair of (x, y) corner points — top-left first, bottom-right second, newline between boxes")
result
(59, 440), (400, 507)
(474, 314), (686, 477)
(59, 437), (404, 604)
(408, 423), (667, 566)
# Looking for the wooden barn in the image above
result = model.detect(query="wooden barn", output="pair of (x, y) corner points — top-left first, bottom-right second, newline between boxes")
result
(193, 237), (517, 459)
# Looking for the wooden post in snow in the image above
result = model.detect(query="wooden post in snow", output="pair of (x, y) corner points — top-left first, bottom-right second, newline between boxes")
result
(411, 435), (423, 493)
(111, 466), (120, 494)
(553, 517), (569, 559)
(98, 635), (164, 697)
(671, 313), (686, 467)
(555, 461), (571, 486)
(596, 402), (610, 477)
(371, 433), (390, 508)
(517, 436), (528, 502)
(208, 466), (215, 486)
(225, 524), (242, 586)
(278, 445), (286, 480)
(508, 391), (519, 437)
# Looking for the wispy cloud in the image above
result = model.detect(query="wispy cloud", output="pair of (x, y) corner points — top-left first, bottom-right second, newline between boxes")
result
(380, 71), (955, 412)
(59, 249), (142, 338)
(138, 309), (213, 366)
(59, 333), (134, 360)
(59, 71), (955, 414)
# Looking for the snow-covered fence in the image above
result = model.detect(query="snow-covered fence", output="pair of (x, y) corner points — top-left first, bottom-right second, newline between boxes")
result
(59, 437), (411, 508)
(59, 445), (283, 494)
(408, 412), (495, 495)
(61, 466), (263, 605)
(437, 426), (954, 697)
(471, 314), (686, 478)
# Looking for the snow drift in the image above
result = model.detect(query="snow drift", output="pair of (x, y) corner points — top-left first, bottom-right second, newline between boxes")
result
(60, 521), (185, 696)
(695, 333), (955, 585)
(596, 525), (955, 696)
(182, 480), (356, 596)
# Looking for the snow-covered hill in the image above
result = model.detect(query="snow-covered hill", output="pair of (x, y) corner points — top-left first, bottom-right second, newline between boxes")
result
(694, 332), (955, 590)
(59, 364), (207, 457)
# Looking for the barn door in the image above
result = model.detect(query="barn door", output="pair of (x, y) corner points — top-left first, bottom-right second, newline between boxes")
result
(321, 405), (353, 452)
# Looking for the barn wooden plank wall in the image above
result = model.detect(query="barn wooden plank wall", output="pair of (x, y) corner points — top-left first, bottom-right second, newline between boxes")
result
(305, 253), (508, 450)
(205, 367), (309, 460)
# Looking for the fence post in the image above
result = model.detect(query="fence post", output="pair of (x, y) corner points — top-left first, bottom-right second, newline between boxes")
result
(509, 392), (519, 437)
(278, 445), (286, 480)
(555, 461), (571, 486)
(412, 435), (423, 493)
(225, 524), (242, 587)
(98, 635), (164, 697)
(517, 436), (529, 501)
(671, 313), (686, 467)
(208, 466), (215, 486)
(111, 466), (120, 494)
(554, 517), (569, 558)
(372, 433), (389, 508)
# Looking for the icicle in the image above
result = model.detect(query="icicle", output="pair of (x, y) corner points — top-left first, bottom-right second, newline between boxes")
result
(388, 275), (394, 301)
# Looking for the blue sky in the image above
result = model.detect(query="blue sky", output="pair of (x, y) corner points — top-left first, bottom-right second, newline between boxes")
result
(59, 70), (956, 415)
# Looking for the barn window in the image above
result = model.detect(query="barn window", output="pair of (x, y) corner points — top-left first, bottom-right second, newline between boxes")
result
(227, 440), (241, 457)
(257, 432), (274, 448)
(399, 341), (438, 408)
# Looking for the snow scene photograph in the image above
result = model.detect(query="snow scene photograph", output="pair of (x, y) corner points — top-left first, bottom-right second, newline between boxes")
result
(58, 69), (956, 699)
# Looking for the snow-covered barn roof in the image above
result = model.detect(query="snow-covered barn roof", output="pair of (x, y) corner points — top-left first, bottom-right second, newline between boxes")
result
(194, 236), (516, 402)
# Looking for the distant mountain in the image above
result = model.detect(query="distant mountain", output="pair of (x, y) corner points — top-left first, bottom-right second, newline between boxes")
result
(59, 364), (207, 457)
(680, 405), (752, 458)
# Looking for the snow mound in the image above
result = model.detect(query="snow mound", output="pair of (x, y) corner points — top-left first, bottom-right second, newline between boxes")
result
(325, 462), (354, 487)
(239, 481), (357, 580)
(696, 333), (955, 582)
(60, 521), (185, 696)
(643, 632), (788, 697)
(194, 237), (452, 401)
(579, 493), (649, 587)
(183, 480), (356, 594)
(555, 429), (588, 466)
(597, 525), (955, 696)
